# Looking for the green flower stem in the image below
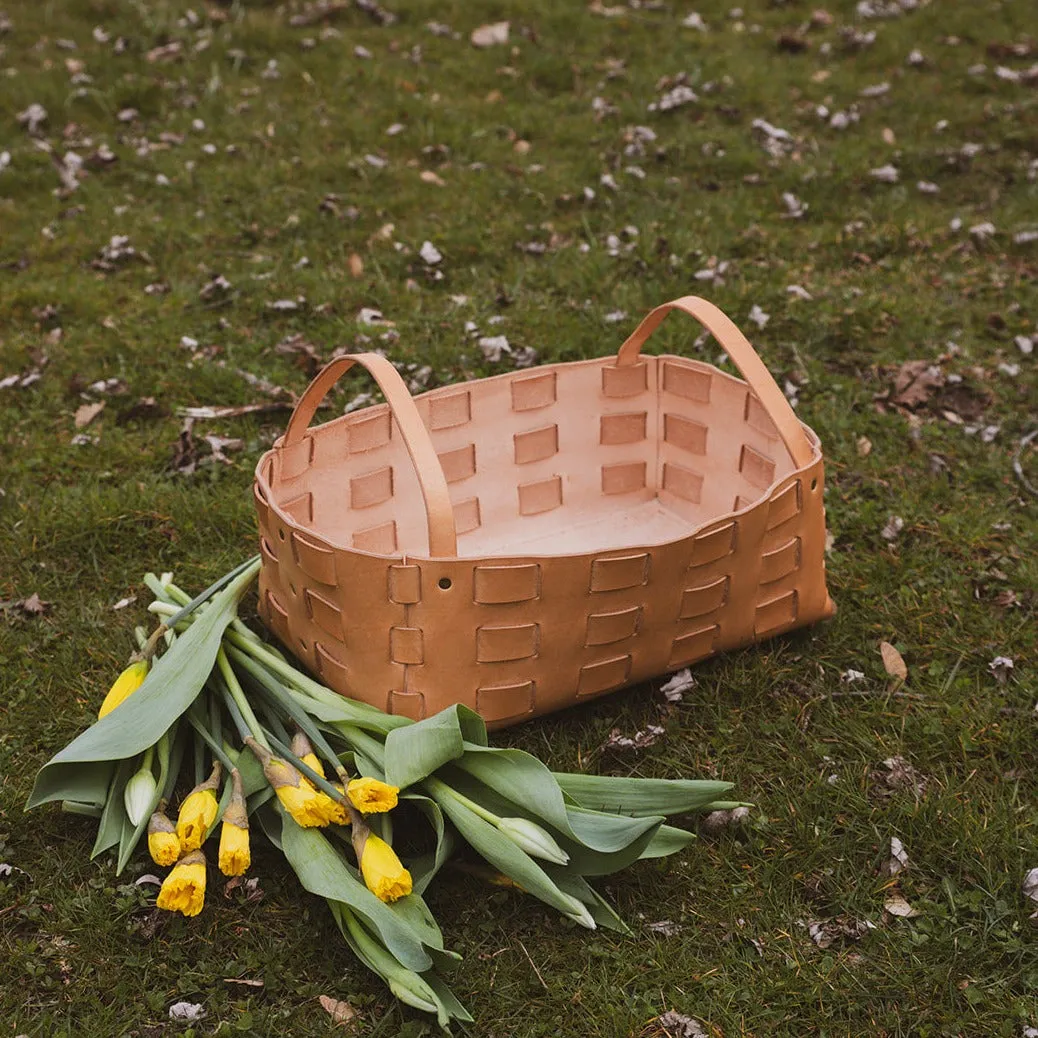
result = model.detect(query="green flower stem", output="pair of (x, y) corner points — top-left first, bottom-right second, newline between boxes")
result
(423, 775), (500, 826)
(256, 697), (291, 747)
(217, 680), (252, 744)
(140, 744), (155, 774)
(227, 646), (348, 781)
(185, 710), (237, 774)
(216, 647), (270, 751)
(192, 727), (205, 786)
(162, 556), (260, 628)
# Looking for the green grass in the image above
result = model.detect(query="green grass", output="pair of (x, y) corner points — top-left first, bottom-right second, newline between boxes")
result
(1, 0), (1036, 1034)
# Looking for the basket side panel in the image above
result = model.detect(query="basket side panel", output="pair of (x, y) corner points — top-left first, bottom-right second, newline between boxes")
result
(255, 498), (408, 712)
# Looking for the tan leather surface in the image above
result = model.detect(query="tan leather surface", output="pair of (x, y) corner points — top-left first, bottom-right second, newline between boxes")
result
(254, 296), (835, 727)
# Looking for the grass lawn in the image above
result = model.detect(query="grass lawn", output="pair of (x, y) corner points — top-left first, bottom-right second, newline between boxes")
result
(1, 0), (1036, 1034)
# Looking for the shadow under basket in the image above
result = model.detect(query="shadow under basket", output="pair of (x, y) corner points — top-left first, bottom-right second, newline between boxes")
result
(253, 295), (835, 727)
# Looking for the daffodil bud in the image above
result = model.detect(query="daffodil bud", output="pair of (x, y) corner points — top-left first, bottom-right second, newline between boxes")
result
(354, 829), (412, 903)
(124, 765), (158, 826)
(98, 660), (149, 718)
(175, 761), (222, 851)
(496, 817), (570, 865)
(148, 808), (180, 866)
(218, 770), (250, 877)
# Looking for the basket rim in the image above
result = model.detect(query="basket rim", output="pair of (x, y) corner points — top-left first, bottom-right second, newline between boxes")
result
(254, 352), (825, 564)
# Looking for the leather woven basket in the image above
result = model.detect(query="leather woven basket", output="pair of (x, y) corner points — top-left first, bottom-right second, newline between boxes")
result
(253, 296), (835, 727)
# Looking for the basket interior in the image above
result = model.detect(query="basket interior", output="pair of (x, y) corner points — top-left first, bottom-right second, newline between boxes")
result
(263, 355), (805, 559)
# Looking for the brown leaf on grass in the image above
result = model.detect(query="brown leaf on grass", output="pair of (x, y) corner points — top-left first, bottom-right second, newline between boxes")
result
(178, 402), (296, 420)
(204, 435), (244, 465)
(777, 32), (810, 52)
(74, 401), (105, 428)
(117, 397), (169, 424)
(892, 360), (944, 408)
(870, 756), (927, 798)
(639, 1011), (709, 1038)
(172, 420), (198, 474)
(224, 977), (264, 989)
(471, 21), (509, 47)
(601, 725), (665, 752)
(884, 836), (910, 876)
(884, 893), (920, 918)
(1, 593), (50, 617)
(807, 916), (876, 950)
(287, 0), (351, 27)
(318, 995), (357, 1026)
(934, 383), (991, 423)
(275, 333), (326, 377)
(880, 641), (908, 681)
(347, 253), (364, 278)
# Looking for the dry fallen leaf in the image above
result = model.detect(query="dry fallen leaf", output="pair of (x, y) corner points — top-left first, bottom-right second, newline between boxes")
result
(856, 435), (872, 457)
(20, 592), (50, 616)
(471, 21), (509, 47)
(347, 253), (364, 278)
(318, 994), (357, 1026)
(880, 641), (908, 681)
(884, 893), (920, 918)
(74, 401), (105, 428)
(892, 360), (945, 408)
(885, 836), (910, 876)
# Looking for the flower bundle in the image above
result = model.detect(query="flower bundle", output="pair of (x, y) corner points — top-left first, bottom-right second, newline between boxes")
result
(28, 557), (741, 1027)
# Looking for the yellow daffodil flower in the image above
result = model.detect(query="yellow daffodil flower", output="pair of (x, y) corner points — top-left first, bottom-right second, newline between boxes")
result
(247, 738), (337, 828)
(98, 660), (149, 719)
(156, 849), (207, 917)
(358, 833), (412, 903)
(176, 762), (222, 852)
(218, 769), (250, 877)
(328, 783), (350, 826)
(347, 777), (399, 815)
(147, 808), (180, 867)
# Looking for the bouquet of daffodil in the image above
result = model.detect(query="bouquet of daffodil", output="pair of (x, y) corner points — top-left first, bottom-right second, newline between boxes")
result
(28, 557), (742, 1029)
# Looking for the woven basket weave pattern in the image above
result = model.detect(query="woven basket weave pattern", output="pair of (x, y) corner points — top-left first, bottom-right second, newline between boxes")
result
(254, 298), (834, 726)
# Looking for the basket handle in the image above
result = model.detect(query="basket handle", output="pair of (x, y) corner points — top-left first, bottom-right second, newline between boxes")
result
(615, 295), (815, 469)
(282, 352), (459, 557)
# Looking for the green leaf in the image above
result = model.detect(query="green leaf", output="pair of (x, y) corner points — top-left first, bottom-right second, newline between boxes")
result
(91, 758), (136, 859)
(401, 794), (454, 895)
(434, 767), (664, 876)
(638, 824), (696, 859)
(454, 746), (573, 835)
(27, 560), (258, 810)
(387, 890), (446, 952)
(423, 972), (474, 1024)
(427, 781), (581, 919)
(553, 773), (734, 817)
(545, 868), (631, 934)
(280, 813), (433, 972)
(450, 754), (660, 857)
(383, 705), (486, 789)
(28, 760), (114, 810)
